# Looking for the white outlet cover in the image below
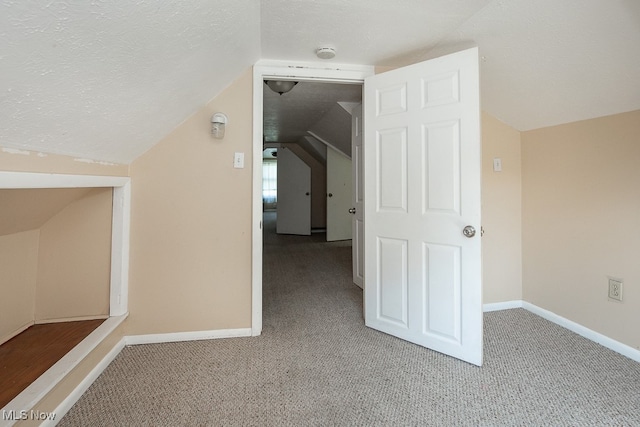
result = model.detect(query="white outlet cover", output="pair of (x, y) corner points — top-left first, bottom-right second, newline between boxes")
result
(608, 278), (623, 302)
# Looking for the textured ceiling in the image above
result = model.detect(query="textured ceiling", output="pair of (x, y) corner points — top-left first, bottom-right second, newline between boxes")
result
(263, 81), (362, 145)
(420, 0), (640, 131)
(0, 0), (260, 164)
(1, 0), (639, 164)
(260, 0), (491, 64)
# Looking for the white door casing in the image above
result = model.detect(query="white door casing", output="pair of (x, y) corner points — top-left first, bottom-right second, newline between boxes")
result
(351, 104), (364, 289)
(326, 146), (353, 241)
(276, 146), (312, 235)
(363, 48), (483, 365)
(252, 62), (374, 336)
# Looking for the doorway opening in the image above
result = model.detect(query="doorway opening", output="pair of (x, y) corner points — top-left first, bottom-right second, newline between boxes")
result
(252, 62), (374, 335)
(261, 79), (363, 324)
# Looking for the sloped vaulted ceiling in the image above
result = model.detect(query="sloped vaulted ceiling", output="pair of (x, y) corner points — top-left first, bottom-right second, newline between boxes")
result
(0, 0), (260, 164)
(1, 0), (639, 164)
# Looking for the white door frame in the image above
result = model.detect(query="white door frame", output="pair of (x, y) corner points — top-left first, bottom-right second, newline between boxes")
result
(252, 61), (374, 335)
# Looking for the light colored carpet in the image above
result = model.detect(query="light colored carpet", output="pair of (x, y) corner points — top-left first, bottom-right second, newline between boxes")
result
(60, 212), (640, 426)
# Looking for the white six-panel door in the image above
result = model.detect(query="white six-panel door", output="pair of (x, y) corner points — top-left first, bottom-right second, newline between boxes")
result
(276, 146), (311, 235)
(363, 48), (482, 365)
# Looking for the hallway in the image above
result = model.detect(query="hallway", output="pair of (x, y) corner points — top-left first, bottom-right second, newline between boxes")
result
(261, 210), (362, 334)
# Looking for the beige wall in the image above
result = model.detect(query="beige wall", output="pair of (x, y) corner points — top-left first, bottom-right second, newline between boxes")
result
(522, 110), (640, 350)
(36, 188), (113, 322)
(0, 230), (39, 344)
(0, 149), (128, 176)
(127, 68), (253, 335)
(0, 188), (92, 236)
(481, 112), (523, 303)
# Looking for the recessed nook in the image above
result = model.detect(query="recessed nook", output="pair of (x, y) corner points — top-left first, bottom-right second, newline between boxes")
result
(0, 171), (130, 415)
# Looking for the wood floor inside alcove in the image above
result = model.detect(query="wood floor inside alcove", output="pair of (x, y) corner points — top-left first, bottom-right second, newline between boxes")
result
(0, 319), (104, 408)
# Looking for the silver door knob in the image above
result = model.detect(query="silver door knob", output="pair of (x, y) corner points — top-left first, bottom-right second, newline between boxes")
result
(462, 225), (476, 238)
(348, 208), (356, 214)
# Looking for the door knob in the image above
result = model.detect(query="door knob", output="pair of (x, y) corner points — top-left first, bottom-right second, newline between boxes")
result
(462, 225), (476, 238)
(328, 193), (333, 197)
(305, 192), (310, 196)
(348, 208), (356, 214)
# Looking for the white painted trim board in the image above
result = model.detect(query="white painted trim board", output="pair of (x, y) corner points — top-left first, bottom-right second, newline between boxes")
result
(0, 314), (127, 427)
(125, 328), (252, 346)
(483, 300), (523, 312)
(40, 337), (127, 427)
(484, 300), (640, 363)
(521, 301), (640, 363)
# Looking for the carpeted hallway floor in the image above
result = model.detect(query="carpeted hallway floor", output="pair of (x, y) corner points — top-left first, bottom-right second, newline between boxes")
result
(59, 212), (640, 426)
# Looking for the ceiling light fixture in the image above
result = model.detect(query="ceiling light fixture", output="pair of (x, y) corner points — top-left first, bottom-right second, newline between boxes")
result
(316, 47), (336, 60)
(265, 80), (298, 95)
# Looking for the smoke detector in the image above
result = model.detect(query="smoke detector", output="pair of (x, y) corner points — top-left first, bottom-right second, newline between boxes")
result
(316, 47), (336, 60)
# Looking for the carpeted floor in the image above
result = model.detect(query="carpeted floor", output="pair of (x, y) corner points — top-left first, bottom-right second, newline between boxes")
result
(60, 212), (640, 426)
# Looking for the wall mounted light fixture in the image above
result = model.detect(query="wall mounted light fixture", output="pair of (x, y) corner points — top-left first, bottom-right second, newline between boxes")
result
(265, 80), (298, 95)
(211, 112), (228, 139)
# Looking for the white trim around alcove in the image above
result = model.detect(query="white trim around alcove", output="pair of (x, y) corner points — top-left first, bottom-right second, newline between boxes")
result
(0, 171), (131, 425)
(0, 171), (131, 316)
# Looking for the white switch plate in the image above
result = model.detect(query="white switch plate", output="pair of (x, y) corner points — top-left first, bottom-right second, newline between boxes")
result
(234, 152), (244, 169)
(493, 157), (502, 172)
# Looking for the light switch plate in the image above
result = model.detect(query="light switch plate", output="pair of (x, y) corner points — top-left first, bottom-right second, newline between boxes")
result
(234, 152), (244, 169)
(493, 157), (502, 172)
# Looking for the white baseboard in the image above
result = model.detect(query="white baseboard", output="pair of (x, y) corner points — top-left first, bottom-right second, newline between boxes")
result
(522, 301), (640, 363)
(35, 315), (109, 324)
(125, 328), (253, 346)
(483, 300), (523, 312)
(45, 338), (126, 427)
(485, 299), (640, 363)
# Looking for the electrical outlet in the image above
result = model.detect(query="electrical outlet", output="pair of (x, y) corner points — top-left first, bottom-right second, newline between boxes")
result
(608, 278), (623, 302)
